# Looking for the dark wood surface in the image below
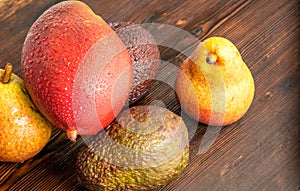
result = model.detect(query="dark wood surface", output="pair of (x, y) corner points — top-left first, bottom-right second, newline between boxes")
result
(0, 0), (299, 190)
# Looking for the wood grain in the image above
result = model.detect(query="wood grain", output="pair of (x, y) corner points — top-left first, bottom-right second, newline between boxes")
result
(0, 0), (299, 190)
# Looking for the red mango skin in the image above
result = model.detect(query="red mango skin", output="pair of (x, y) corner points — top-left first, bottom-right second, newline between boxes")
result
(21, 1), (132, 141)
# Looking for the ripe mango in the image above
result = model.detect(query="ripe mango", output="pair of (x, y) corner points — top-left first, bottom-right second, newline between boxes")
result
(21, 1), (132, 141)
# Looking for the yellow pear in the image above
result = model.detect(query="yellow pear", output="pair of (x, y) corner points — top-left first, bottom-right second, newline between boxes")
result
(176, 37), (255, 126)
(0, 63), (52, 162)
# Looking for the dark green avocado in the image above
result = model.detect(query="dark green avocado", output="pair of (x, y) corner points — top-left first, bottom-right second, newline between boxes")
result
(76, 105), (189, 190)
(110, 23), (160, 105)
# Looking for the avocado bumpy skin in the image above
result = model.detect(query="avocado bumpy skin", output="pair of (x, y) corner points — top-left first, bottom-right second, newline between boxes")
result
(76, 105), (189, 190)
(110, 23), (160, 105)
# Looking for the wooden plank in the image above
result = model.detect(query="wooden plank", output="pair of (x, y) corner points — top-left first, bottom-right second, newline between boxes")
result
(0, 0), (34, 23)
(0, 0), (299, 190)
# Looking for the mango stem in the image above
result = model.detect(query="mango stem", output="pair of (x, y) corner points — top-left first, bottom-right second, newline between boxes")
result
(1, 63), (13, 84)
(66, 129), (78, 142)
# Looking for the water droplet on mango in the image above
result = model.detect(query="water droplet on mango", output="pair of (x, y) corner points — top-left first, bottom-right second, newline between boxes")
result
(34, 34), (40, 40)
(42, 25), (48, 31)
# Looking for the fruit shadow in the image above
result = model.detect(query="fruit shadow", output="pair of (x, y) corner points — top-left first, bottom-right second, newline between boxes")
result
(11, 128), (95, 190)
(40, 131), (100, 190)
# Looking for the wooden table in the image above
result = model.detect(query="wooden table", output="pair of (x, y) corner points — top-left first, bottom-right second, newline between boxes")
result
(0, 0), (299, 190)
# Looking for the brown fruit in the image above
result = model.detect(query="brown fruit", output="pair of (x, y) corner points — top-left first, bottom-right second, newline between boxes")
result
(111, 22), (160, 104)
(76, 105), (189, 190)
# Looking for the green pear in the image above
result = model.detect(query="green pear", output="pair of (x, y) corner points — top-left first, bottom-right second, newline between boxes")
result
(0, 63), (52, 163)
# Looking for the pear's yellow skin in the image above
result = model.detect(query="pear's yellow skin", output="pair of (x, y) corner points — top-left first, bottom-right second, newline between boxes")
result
(0, 68), (52, 163)
(176, 37), (255, 126)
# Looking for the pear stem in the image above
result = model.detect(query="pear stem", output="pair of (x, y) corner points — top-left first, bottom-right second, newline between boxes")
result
(1, 63), (13, 84)
(206, 54), (218, 65)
